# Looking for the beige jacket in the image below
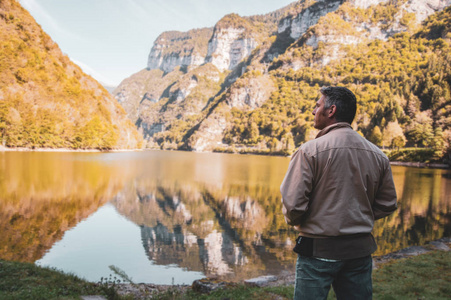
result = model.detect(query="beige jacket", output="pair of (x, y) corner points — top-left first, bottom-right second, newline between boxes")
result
(281, 122), (397, 238)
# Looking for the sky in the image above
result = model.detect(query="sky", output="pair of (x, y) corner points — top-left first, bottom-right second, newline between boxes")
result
(19, 0), (296, 87)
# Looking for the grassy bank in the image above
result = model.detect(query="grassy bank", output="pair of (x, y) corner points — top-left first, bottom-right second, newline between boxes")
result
(0, 260), (120, 300)
(383, 147), (447, 164)
(1, 250), (450, 299)
(157, 251), (451, 300)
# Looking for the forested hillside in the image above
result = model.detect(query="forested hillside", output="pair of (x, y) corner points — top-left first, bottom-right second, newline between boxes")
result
(0, 0), (143, 150)
(115, 0), (450, 162)
(225, 4), (451, 157)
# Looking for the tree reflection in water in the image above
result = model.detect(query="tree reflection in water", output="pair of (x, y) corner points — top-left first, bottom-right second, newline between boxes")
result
(0, 152), (127, 262)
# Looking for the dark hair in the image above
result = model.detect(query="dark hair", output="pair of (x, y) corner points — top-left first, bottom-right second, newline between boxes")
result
(320, 86), (357, 124)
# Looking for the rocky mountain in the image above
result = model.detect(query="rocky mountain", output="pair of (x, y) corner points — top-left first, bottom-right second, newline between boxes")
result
(114, 0), (451, 157)
(147, 28), (213, 73)
(0, 0), (143, 150)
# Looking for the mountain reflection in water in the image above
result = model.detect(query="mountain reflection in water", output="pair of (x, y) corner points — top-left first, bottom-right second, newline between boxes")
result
(0, 151), (450, 283)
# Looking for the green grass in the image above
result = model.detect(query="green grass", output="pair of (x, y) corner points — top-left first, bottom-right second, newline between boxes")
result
(1, 251), (450, 300)
(0, 260), (119, 300)
(372, 251), (451, 300)
(154, 251), (451, 300)
(153, 284), (294, 300)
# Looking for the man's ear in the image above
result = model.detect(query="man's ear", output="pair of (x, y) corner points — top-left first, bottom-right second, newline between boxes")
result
(328, 105), (336, 118)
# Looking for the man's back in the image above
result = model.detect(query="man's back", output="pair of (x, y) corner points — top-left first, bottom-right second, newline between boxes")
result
(297, 123), (396, 236)
(281, 123), (397, 238)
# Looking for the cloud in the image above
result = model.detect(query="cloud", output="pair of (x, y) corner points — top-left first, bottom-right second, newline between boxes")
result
(20, 0), (59, 28)
(153, 0), (193, 23)
(126, 0), (198, 29)
(19, 0), (85, 43)
(71, 58), (117, 87)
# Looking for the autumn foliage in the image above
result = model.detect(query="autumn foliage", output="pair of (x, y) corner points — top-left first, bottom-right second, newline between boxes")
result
(0, 0), (142, 150)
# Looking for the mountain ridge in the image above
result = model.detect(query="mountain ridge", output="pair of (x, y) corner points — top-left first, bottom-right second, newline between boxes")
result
(115, 0), (450, 158)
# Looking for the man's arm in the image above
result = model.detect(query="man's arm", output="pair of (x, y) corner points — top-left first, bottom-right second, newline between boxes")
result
(373, 162), (398, 220)
(280, 148), (314, 226)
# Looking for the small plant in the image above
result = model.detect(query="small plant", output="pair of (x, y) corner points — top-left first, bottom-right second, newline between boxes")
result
(98, 274), (122, 300)
(99, 265), (151, 300)
(109, 265), (134, 285)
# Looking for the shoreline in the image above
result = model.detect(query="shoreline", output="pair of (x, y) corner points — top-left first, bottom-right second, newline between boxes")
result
(0, 145), (143, 153)
(2, 239), (448, 300)
(111, 237), (451, 298)
(389, 161), (450, 169)
(1, 146), (449, 169)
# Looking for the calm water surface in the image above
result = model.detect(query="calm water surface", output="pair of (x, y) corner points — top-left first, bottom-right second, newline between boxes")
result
(0, 151), (450, 284)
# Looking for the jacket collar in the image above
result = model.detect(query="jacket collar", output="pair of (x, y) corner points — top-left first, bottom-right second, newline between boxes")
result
(315, 122), (352, 139)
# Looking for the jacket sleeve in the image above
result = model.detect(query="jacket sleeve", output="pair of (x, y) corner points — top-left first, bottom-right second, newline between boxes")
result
(280, 148), (314, 226)
(373, 161), (398, 220)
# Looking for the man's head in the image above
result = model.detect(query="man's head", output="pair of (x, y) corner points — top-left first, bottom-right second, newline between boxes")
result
(312, 86), (357, 130)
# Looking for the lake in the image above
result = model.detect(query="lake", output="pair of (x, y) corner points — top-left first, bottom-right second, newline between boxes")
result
(0, 151), (450, 284)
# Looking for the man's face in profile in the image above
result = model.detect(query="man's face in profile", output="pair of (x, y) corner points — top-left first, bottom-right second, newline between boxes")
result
(312, 95), (329, 130)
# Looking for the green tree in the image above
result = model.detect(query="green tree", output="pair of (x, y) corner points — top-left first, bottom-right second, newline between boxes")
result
(248, 120), (259, 144)
(281, 132), (295, 153)
(267, 137), (280, 152)
(369, 126), (383, 146)
(76, 116), (118, 149)
(431, 127), (445, 158)
(409, 122), (434, 147)
(383, 121), (405, 149)
(391, 135), (406, 150)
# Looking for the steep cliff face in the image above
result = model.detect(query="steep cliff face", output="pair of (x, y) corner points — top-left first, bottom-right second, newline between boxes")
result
(148, 49), (205, 74)
(182, 72), (276, 152)
(169, 76), (198, 104)
(205, 14), (260, 72)
(348, 0), (389, 9)
(188, 108), (228, 152)
(206, 27), (258, 72)
(134, 63), (223, 143)
(114, 68), (184, 123)
(116, 0), (451, 154)
(147, 29), (212, 73)
(349, 0), (451, 39)
(278, 0), (345, 40)
(0, 0), (142, 149)
(399, 0), (451, 23)
(226, 73), (276, 110)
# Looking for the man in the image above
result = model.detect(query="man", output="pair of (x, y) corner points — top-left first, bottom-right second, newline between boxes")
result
(280, 86), (397, 300)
